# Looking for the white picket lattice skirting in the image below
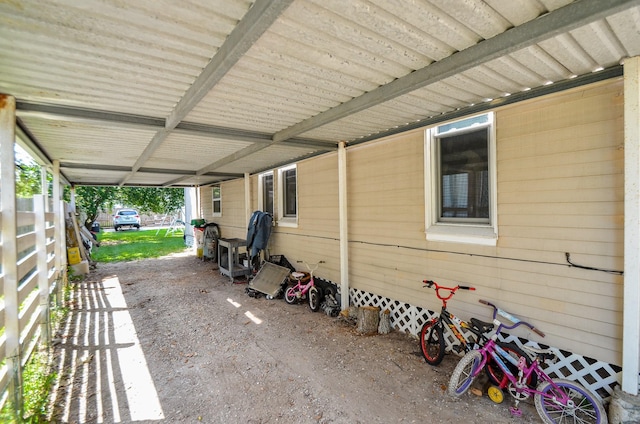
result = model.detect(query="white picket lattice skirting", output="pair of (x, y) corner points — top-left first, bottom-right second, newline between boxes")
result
(350, 288), (621, 402)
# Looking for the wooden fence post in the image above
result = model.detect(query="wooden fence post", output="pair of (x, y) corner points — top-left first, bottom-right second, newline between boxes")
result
(35, 194), (51, 345)
(1, 94), (23, 416)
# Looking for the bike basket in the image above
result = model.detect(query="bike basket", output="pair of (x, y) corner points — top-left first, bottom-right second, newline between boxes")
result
(287, 271), (310, 284)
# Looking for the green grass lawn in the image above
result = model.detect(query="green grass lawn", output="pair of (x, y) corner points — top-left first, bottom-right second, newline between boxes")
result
(92, 228), (188, 262)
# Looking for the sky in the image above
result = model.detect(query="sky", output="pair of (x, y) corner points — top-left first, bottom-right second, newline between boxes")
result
(15, 143), (36, 165)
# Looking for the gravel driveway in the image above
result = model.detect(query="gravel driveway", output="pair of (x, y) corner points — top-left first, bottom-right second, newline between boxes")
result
(50, 251), (538, 423)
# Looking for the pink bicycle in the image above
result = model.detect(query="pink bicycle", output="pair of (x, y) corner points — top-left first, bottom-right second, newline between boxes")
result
(284, 260), (324, 312)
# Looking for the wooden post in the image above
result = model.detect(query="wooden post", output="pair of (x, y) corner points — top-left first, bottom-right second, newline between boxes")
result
(357, 306), (380, 335)
(378, 309), (391, 334)
(1, 93), (23, 417)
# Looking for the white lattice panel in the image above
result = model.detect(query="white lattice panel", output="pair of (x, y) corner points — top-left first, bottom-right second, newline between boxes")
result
(349, 288), (621, 402)
(500, 334), (621, 402)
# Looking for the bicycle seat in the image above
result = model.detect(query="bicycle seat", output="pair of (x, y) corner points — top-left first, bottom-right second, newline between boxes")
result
(291, 271), (306, 279)
(470, 317), (494, 333)
(523, 345), (556, 361)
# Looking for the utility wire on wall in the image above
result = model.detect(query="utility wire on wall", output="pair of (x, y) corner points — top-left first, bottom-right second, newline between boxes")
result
(277, 233), (625, 275)
(564, 252), (623, 275)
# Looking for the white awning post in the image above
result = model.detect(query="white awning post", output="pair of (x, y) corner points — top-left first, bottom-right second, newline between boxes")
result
(624, 56), (640, 395)
(1, 94), (23, 417)
(338, 141), (350, 310)
(245, 172), (252, 226)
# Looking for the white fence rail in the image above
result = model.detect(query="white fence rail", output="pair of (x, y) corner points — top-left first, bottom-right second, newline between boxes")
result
(0, 194), (65, 413)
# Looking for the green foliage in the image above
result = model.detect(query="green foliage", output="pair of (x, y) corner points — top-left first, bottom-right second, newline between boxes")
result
(24, 349), (56, 423)
(15, 160), (42, 198)
(0, 347), (58, 423)
(92, 229), (186, 262)
(75, 186), (119, 229)
(74, 186), (185, 229)
(119, 187), (184, 214)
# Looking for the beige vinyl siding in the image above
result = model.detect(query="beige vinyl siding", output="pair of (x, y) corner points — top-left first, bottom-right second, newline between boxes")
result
(493, 78), (624, 364)
(200, 187), (211, 219)
(348, 130), (425, 248)
(203, 179), (247, 239)
(342, 79), (624, 364)
(205, 78), (624, 365)
(268, 153), (342, 281)
(296, 154), (340, 237)
(346, 130), (432, 309)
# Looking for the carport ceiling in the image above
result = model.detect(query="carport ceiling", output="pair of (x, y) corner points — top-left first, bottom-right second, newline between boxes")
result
(2, 0), (639, 187)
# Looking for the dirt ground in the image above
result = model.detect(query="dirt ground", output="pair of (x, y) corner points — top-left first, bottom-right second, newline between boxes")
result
(50, 250), (540, 423)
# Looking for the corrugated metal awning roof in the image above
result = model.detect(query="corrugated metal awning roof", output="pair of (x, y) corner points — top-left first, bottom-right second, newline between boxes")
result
(2, 0), (639, 186)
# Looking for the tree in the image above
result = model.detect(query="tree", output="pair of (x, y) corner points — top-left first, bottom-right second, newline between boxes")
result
(74, 186), (185, 229)
(74, 186), (119, 228)
(15, 160), (42, 197)
(118, 187), (184, 214)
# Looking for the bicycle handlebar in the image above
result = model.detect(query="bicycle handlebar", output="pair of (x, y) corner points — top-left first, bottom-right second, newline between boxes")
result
(296, 260), (325, 273)
(478, 299), (545, 337)
(423, 280), (475, 290)
(423, 280), (475, 304)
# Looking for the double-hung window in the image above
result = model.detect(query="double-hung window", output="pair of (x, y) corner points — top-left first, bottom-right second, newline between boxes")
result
(277, 165), (297, 227)
(258, 171), (274, 215)
(425, 113), (497, 245)
(212, 184), (222, 218)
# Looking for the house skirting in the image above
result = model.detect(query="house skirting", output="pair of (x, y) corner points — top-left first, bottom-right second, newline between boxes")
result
(349, 287), (621, 403)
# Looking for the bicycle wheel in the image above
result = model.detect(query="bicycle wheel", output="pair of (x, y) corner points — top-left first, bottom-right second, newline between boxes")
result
(448, 350), (482, 397)
(284, 286), (298, 304)
(308, 286), (321, 312)
(485, 342), (537, 388)
(419, 320), (446, 365)
(534, 379), (607, 424)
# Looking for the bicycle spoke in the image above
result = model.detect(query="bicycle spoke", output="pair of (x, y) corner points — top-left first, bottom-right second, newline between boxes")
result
(536, 380), (603, 424)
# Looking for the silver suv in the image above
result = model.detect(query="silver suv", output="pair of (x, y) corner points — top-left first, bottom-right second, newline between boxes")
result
(113, 209), (141, 231)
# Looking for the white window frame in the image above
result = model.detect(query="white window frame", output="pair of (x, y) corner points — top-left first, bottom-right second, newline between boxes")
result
(212, 184), (222, 218)
(424, 112), (498, 245)
(277, 164), (298, 227)
(258, 171), (274, 216)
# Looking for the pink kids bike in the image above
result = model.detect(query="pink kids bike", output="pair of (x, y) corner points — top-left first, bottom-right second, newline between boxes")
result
(284, 260), (324, 312)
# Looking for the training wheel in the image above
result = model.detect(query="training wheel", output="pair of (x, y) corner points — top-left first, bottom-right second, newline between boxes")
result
(509, 407), (522, 417)
(487, 386), (504, 404)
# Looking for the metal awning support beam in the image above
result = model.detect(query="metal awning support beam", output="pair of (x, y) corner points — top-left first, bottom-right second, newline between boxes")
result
(196, 141), (278, 176)
(194, 139), (336, 178)
(272, 0), (640, 143)
(120, 0), (295, 185)
(165, 0), (294, 129)
(16, 101), (334, 149)
(16, 101), (165, 128)
(14, 118), (71, 185)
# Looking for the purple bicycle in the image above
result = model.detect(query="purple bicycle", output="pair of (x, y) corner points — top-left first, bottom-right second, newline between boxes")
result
(448, 299), (607, 424)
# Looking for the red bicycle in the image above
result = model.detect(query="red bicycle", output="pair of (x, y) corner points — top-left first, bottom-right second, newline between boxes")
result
(419, 280), (533, 388)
